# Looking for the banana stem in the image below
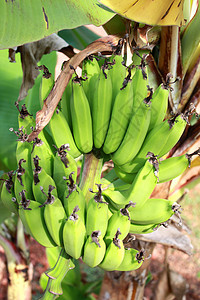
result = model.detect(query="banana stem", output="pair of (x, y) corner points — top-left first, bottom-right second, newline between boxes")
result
(79, 153), (103, 203)
(41, 248), (75, 299)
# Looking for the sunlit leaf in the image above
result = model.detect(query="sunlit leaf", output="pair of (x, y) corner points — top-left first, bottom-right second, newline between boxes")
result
(0, 0), (114, 50)
(99, 0), (185, 26)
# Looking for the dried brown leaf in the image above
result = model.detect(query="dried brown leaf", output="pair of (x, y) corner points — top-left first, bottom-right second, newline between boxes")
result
(135, 223), (193, 255)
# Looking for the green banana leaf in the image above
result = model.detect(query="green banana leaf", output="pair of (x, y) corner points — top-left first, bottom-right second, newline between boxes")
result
(0, 0), (114, 50)
(58, 26), (100, 50)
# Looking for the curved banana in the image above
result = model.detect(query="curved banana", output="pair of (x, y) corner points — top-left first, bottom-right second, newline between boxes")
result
(19, 198), (56, 248)
(129, 198), (180, 225)
(104, 202), (134, 245)
(63, 206), (86, 259)
(119, 113), (188, 173)
(42, 193), (67, 247)
(108, 54), (126, 103)
(14, 157), (33, 203)
(148, 84), (169, 131)
(63, 176), (86, 222)
(103, 80), (133, 154)
(53, 144), (77, 200)
(48, 109), (81, 158)
(86, 184), (109, 237)
(71, 78), (93, 153)
(99, 229), (125, 271)
(92, 68), (113, 149)
(82, 56), (100, 108)
(116, 248), (143, 271)
(1, 171), (18, 214)
(129, 223), (159, 234)
(112, 100), (151, 165)
(103, 158), (158, 210)
(114, 164), (136, 184)
(32, 159), (58, 205)
(82, 230), (106, 268)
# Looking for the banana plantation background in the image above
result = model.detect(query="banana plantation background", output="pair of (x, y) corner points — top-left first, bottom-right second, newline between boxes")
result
(0, 1), (200, 299)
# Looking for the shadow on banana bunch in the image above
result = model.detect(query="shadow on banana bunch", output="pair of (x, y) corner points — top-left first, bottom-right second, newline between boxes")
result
(1, 52), (200, 296)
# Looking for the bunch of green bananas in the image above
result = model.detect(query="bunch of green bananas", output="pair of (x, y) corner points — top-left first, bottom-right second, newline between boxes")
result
(1, 54), (199, 272)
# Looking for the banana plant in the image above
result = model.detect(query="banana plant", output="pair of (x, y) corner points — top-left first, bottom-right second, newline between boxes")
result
(0, 1), (200, 300)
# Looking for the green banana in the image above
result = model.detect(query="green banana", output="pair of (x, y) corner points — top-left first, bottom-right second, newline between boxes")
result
(71, 78), (93, 153)
(92, 67), (113, 149)
(63, 175), (86, 222)
(41, 191), (67, 247)
(14, 158), (33, 203)
(61, 78), (73, 128)
(1, 171), (18, 214)
(82, 56), (100, 108)
(32, 157), (58, 205)
(53, 144), (77, 200)
(119, 113), (188, 173)
(63, 206), (86, 259)
(100, 168), (118, 189)
(48, 109), (81, 158)
(129, 198), (180, 225)
(99, 229), (125, 271)
(131, 59), (149, 115)
(116, 248), (143, 271)
(40, 74), (54, 108)
(129, 223), (159, 234)
(19, 197), (56, 248)
(82, 230), (106, 268)
(158, 148), (200, 183)
(112, 99), (151, 165)
(103, 79), (133, 154)
(114, 164), (136, 184)
(31, 133), (53, 177)
(103, 158), (158, 210)
(108, 55), (127, 105)
(104, 202), (134, 245)
(148, 84), (169, 132)
(86, 184), (109, 237)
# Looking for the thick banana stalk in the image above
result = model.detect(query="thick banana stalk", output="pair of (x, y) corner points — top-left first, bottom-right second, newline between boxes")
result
(82, 231), (106, 268)
(63, 206), (86, 259)
(112, 100), (151, 165)
(103, 80), (133, 154)
(71, 79), (93, 153)
(19, 199), (56, 248)
(129, 198), (180, 225)
(92, 68), (113, 149)
(99, 229), (125, 271)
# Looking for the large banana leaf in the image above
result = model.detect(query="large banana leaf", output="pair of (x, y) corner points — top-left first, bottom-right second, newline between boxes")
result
(99, 0), (185, 26)
(0, 0), (114, 50)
